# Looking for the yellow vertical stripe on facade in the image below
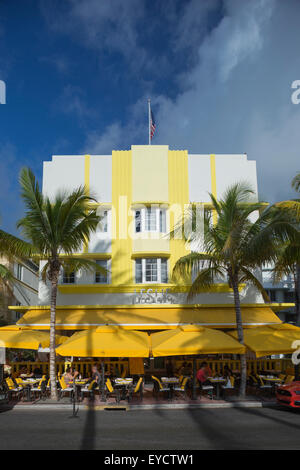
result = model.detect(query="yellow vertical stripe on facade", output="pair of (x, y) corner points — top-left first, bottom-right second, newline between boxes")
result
(83, 155), (91, 253)
(210, 154), (218, 225)
(168, 150), (190, 279)
(111, 150), (132, 285)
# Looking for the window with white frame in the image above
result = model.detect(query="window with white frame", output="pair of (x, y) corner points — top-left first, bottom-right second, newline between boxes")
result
(63, 271), (75, 284)
(16, 263), (23, 281)
(135, 258), (168, 283)
(134, 208), (167, 233)
(99, 210), (108, 233)
(95, 259), (108, 284)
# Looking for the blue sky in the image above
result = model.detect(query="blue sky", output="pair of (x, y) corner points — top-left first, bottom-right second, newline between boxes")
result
(0, 0), (300, 234)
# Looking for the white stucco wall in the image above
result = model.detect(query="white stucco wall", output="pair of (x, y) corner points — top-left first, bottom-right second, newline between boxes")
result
(215, 154), (258, 200)
(188, 154), (212, 202)
(89, 155), (112, 202)
(38, 149), (262, 308)
(42, 155), (85, 199)
(188, 154), (258, 202)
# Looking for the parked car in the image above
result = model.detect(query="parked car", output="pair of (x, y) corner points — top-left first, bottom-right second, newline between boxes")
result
(276, 381), (300, 408)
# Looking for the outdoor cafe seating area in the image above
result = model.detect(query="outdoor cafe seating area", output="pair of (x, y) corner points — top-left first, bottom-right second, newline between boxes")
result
(1, 322), (299, 406)
(1, 356), (296, 405)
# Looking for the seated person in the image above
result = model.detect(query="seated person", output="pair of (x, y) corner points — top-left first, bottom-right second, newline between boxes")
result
(87, 364), (103, 388)
(63, 367), (79, 385)
(32, 367), (43, 378)
(196, 362), (212, 386)
(222, 365), (233, 379)
(165, 359), (174, 377)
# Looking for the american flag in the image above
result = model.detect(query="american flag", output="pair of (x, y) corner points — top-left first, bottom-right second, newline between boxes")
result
(150, 109), (156, 140)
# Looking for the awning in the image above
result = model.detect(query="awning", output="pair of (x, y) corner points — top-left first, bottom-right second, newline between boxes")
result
(0, 325), (68, 350)
(228, 324), (300, 357)
(16, 305), (281, 330)
(56, 326), (150, 357)
(151, 325), (245, 357)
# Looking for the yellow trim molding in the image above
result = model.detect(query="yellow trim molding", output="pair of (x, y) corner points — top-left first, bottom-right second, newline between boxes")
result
(168, 150), (190, 278)
(131, 252), (170, 259)
(57, 282), (245, 294)
(9, 302), (293, 311)
(131, 201), (169, 207)
(111, 150), (132, 285)
(59, 253), (111, 260)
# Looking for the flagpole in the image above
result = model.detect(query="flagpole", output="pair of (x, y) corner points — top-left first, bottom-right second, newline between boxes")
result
(148, 98), (151, 145)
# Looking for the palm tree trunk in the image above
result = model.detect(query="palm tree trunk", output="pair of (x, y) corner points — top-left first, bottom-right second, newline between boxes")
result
(49, 274), (58, 400)
(231, 272), (247, 397)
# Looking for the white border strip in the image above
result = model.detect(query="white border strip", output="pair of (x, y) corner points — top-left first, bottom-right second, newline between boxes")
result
(17, 322), (280, 327)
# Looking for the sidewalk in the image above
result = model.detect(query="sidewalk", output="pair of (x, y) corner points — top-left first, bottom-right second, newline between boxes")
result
(1, 384), (278, 410)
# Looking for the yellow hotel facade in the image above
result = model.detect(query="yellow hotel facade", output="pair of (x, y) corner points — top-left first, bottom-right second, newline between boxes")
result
(14, 145), (289, 331)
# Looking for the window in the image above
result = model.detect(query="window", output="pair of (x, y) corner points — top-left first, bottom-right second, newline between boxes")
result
(100, 210), (108, 233)
(63, 271), (75, 284)
(267, 289), (277, 302)
(95, 259), (108, 284)
(159, 209), (166, 233)
(16, 264), (23, 281)
(145, 258), (158, 282)
(284, 291), (295, 303)
(135, 208), (167, 233)
(135, 210), (141, 233)
(135, 258), (168, 283)
(135, 259), (143, 283)
(161, 258), (168, 283)
(145, 208), (156, 231)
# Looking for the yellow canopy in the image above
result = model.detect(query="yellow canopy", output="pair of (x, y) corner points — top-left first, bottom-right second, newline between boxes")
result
(56, 326), (150, 357)
(228, 324), (300, 357)
(150, 325), (246, 357)
(0, 325), (67, 350)
(16, 306), (281, 330)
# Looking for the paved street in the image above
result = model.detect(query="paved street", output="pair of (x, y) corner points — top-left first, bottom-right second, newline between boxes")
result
(0, 406), (300, 450)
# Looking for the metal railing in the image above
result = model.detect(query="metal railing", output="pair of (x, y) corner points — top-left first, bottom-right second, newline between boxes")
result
(10, 360), (129, 377)
(9, 358), (294, 377)
(174, 358), (293, 374)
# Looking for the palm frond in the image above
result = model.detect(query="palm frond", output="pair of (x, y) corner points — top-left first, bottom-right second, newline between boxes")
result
(17, 167), (102, 259)
(60, 257), (109, 276)
(172, 252), (218, 282)
(292, 173), (300, 193)
(239, 267), (271, 302)
(188, 265), (225, 300)
(0, 229), (34, 258)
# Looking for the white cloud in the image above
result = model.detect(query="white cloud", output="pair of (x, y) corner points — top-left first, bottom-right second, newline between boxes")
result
(83, 0), (300, 202)
(40, 0), (147, 70)
(40, 0), (300, 202)
(53, 84), (92, 119)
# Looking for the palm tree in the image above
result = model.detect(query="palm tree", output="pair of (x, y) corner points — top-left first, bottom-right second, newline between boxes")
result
(172, 182), (298, 397)
(273, 172), (300, 325)
(273, 242), (300, 324)
(0, 218), (34, 324)
(17, 167), (103, 400)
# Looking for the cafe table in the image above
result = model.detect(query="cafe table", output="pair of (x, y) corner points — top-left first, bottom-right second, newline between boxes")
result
(258, 375), (283, 390)
(114, 378), (133, 400)
(21, 378), (40, 402)
(208, 377), (226, 399)
(161, 377), (180, 400)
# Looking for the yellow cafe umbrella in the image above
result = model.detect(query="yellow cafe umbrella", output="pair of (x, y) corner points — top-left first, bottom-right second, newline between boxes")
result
(151, 324), (246, 357)
(228, 323), (300, 358)
(56, 326), (150, 357)
(0, 325), (68, 350)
